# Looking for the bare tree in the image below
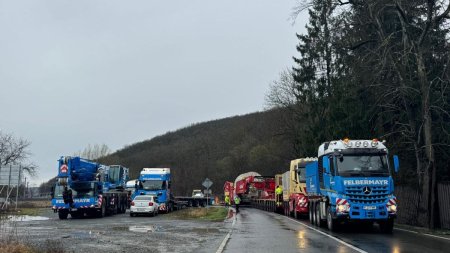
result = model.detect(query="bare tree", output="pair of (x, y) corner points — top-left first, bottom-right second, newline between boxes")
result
(265, 69), (298, 109)
(0, 130), (36, 175)
(74, 143), (111, 160)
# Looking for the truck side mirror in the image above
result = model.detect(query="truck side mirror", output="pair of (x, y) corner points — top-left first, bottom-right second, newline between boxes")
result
(393, 155), (400, 173)
(50, 187), (54, 199)
(323, 156), (331, 174)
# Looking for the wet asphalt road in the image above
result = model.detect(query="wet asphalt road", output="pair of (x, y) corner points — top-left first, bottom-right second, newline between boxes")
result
(224, 208), (450, 253)
(0, 208), (230, 253)
(2, 207), (450, 253)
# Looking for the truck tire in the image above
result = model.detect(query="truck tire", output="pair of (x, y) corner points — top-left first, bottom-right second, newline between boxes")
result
(289, 200), (294, 217)
(293, 200), (298, 219)
(314, 204), (320, 226)
(379, 219), (394, 234)
(309, 202), (315, 224)
(326, 206), (339, 232)
(98, 201), (106, 218)
(317, 204), (326, 227)
(58, 210), (69, 220)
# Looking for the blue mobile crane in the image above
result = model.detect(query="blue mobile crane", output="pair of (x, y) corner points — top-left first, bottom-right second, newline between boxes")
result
(306, 139), (399, 233)
(51, 156), (129, 219)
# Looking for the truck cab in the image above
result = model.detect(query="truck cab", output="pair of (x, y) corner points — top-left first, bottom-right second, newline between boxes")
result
(281, 158), (317, 218)
(306, 139), (399, 233)
(134, 168), (173, 213)
(192, 189), (204, 198)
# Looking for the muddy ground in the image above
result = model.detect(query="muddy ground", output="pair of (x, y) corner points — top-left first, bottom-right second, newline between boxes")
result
(0, 207), (231, 253)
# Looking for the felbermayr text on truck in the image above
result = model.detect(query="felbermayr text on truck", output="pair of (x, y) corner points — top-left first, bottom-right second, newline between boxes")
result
(306, 139), (400, 233)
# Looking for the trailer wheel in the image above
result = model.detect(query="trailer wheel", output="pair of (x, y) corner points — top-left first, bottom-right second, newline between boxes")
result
(58, 210), (69, 220)
(326, 206), (338, 232)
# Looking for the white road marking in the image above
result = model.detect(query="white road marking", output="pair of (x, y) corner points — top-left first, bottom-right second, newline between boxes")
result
(394, 227), (450, 241)
(285, 217), (368, 253)
(215, 208), (236, 253)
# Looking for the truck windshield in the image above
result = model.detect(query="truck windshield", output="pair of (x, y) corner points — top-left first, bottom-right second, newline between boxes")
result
(109, 165), (123, 184)
(141, 180), (165, 190)
(53, 185), (81, 198)
(70, 182), (96, 197)
(336, 155), (389, 177)
(297, 167), (307, 183)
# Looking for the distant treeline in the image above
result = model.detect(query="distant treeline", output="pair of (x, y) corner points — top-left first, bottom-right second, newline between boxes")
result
(98, 109), (295, 196)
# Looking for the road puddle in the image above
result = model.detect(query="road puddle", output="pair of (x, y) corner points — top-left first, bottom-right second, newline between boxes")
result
(190, 228), (220, 234)
(128, 225), (162, 233)
(61, 230), (98, 239)
(3, 215), (50, 222)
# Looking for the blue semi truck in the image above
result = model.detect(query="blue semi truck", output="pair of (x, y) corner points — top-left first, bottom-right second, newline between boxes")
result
(133, 168), (174, 213)
(51, 156), (130, 219)
(306, 139), (399, 233)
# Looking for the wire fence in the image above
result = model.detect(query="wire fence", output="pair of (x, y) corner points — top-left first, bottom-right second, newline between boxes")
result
(0, 165), (23, 210)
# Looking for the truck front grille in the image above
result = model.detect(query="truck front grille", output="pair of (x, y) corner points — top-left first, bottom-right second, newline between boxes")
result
(345, 186), (389, 204)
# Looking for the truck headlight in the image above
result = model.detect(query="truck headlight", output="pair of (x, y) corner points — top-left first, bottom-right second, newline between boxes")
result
(387, 205), (397, 213)
(337, 204), (350, 213)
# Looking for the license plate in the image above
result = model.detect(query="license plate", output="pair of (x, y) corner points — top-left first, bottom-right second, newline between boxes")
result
(363, 206), (376, 210)
(71, 208), (78, 211)
(137, 208), (146, 212)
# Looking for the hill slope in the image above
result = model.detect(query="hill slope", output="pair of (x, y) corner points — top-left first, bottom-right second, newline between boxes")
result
(99, 109), (295, 196)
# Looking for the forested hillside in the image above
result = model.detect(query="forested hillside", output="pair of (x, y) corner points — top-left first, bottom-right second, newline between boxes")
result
(265, 0), (450, 228)
(98, 109), (295, 196)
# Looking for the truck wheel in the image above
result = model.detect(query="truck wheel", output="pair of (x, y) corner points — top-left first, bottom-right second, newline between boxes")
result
(58, 210), (69, 220)
(98, 201), (106, 218)
(379, 219), (394, 234)
(327, 206), (338, 232)
(309, 202), (314, 224)
(317, 204), (326, 227)
(293, 200), (298, 219)
(314, 204), (320, 226)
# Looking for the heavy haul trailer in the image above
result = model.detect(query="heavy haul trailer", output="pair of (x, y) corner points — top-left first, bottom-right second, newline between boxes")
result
(306, 139), (399, 233)
(280, 158), (317, 218)
(51, 157), (129, 219)
(251, 174), (280, 213)
(173, 195), (213, 208)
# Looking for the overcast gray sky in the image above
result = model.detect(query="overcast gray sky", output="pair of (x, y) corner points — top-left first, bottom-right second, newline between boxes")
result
(0, 0), (307, 185)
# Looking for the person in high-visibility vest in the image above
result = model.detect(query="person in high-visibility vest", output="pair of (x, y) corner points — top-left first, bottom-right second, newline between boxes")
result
(234, 195), (241, 213)
(224, 195), (230, 206)
(275, 185), (283, 206)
